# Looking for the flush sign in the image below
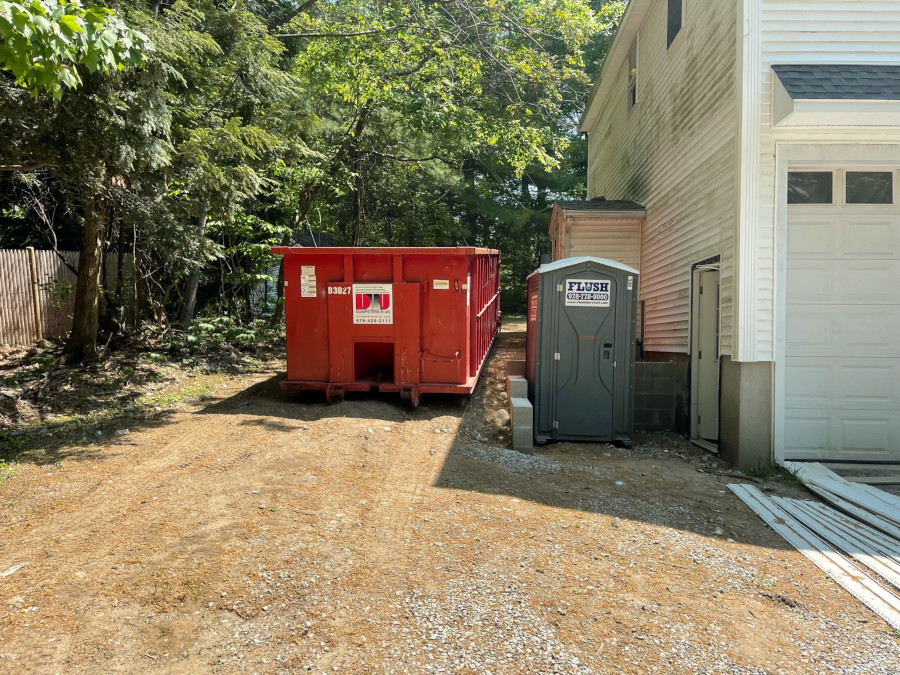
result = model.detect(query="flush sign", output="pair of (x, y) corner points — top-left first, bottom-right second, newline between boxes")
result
(564, 279), (610, 307)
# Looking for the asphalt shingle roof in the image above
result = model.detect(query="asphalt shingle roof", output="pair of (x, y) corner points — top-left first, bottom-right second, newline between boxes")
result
(773, 64), (900, 100)
(556, 198), (645, 212)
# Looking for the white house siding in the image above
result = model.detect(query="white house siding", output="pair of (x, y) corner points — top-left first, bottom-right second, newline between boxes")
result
(756, 1), (900, 361)
(586, 0), (739, 355)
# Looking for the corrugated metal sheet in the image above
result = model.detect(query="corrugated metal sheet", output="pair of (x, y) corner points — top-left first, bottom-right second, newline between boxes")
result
(756, 0), (900, 361)
(0, 250), (127, 347)
(586, 0), (738, 354)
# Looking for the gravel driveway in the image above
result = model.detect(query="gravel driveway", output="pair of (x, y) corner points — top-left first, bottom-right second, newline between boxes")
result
(1, 323), (899, 673)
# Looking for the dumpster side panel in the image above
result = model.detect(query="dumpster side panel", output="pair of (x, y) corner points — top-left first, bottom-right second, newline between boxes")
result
(283, 254), (344, 382)
(414, 253), (469, 384)
(469, 253), (501, 378)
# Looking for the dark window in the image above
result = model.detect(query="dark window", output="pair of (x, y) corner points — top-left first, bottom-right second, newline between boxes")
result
(788, 172), (833, 204)
(667, 0), (682, 48)
(846, 171), (893, 204)
(627, 42), (637, 112)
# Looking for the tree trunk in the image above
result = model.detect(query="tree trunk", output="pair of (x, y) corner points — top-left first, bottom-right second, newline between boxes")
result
(65, 196), (105, 363)
(178, 209), (209, 329)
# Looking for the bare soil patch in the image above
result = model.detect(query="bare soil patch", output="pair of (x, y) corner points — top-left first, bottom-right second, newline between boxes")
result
(1, 321), (898, 673)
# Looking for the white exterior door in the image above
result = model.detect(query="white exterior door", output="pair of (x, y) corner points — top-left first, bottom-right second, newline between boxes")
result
(784, 168), (900, 461)
(692, 268), (720, 442)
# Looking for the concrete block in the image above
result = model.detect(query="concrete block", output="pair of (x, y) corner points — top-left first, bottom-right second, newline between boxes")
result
(507, 375), (527, 399)
(510, 396), (533, 427)
(509, 396), (533, 451)
(512, 426), (533, 451)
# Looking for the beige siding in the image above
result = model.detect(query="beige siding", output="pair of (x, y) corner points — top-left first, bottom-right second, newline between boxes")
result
(565, 217), (641, 271)
(564, 215), (643, 339)
(587, 0), (739, 355)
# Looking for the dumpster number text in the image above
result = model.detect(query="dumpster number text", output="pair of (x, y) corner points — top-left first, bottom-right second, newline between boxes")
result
(564, 279), (611, 307)
(327, 286), (351, 295)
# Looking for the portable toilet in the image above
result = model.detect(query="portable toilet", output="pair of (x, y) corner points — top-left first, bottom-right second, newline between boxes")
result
(526, 256), (638, 445)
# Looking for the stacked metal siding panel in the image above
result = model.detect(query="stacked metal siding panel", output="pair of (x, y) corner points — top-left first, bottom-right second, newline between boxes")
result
(585, 0), (739, 356)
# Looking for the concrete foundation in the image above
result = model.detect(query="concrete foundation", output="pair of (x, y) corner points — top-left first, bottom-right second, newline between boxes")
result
(719, 357), (773, 470)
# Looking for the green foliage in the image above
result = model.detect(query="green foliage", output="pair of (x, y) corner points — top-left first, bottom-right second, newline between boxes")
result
(0, 0), (625, 345)
(0, 0), (148, 100)
(161, 316), (283, 358)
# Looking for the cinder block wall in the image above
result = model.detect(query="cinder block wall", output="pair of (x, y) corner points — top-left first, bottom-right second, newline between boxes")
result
(633, 360), (687, 433)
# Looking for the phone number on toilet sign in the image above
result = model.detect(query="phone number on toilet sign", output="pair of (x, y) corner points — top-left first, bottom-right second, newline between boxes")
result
(565, 279), (610, 307)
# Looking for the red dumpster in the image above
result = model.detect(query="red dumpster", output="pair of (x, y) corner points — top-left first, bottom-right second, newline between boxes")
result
(271, 247), (501, 406)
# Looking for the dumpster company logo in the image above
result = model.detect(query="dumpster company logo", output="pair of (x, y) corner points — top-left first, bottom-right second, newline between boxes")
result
(353, 284), (393, 324)
(564, 279), (611, 307)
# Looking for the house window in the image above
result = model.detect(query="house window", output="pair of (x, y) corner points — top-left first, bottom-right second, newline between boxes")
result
(787, 171), (833, 204)
(627, 42), (637, 112)
(667, 0), (682, 48)
(846, 171), (893, 204)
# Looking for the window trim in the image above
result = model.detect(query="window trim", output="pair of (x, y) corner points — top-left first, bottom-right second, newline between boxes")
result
(845, 170), (895, 206)
(627, 40), (637, 113)
(785, 168), (899, 207)
(786, 170), (835, 206)
(667, 0), (683, 49)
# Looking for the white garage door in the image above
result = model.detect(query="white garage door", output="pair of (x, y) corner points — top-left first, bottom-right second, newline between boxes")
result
(784, 168), (900, 461)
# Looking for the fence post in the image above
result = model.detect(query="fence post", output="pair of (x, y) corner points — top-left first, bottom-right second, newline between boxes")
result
(26, 246), (43, 342)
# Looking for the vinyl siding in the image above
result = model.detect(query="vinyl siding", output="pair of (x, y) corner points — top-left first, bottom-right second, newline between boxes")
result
(586, 0), (739, 355)
(565, 217), (641, 271)
(756, 1), (900, 361)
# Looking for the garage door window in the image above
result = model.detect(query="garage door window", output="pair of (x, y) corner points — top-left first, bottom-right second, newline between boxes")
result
(846, 171), (893, 205)
(787, 171), (833, 204)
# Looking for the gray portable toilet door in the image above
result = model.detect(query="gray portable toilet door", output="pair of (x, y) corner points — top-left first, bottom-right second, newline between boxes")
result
(551, 272), (617, 438)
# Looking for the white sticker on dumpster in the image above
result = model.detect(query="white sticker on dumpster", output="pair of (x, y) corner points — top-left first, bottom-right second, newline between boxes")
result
(301, 273), (317, 298)
(564, 279), (610, 307)
(353, 284), (393, 324)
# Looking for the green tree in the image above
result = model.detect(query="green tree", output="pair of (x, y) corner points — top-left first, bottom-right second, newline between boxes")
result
(0, 0), (147, 102)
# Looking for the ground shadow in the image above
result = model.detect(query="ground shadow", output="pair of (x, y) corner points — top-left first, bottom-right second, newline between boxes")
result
(197, 372), (474, 430)
(427, 326), (799, 553)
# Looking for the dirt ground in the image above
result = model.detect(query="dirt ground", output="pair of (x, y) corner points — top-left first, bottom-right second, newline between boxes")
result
(1, 321), (899, 674)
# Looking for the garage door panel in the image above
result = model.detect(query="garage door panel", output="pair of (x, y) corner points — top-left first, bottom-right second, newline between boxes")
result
(784, 411), (900, 460)
(784, 362), (832, 406)
(787, 217), (836, 256)
(842, 219), (900, 256)
(786, 306), (900, 358)
(786, 358), (900, 409)
(784, 415), (829, 455)
(840, 418), (891, 453)
(841, 364), (899, 405)
(786, 261), (900, 304)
